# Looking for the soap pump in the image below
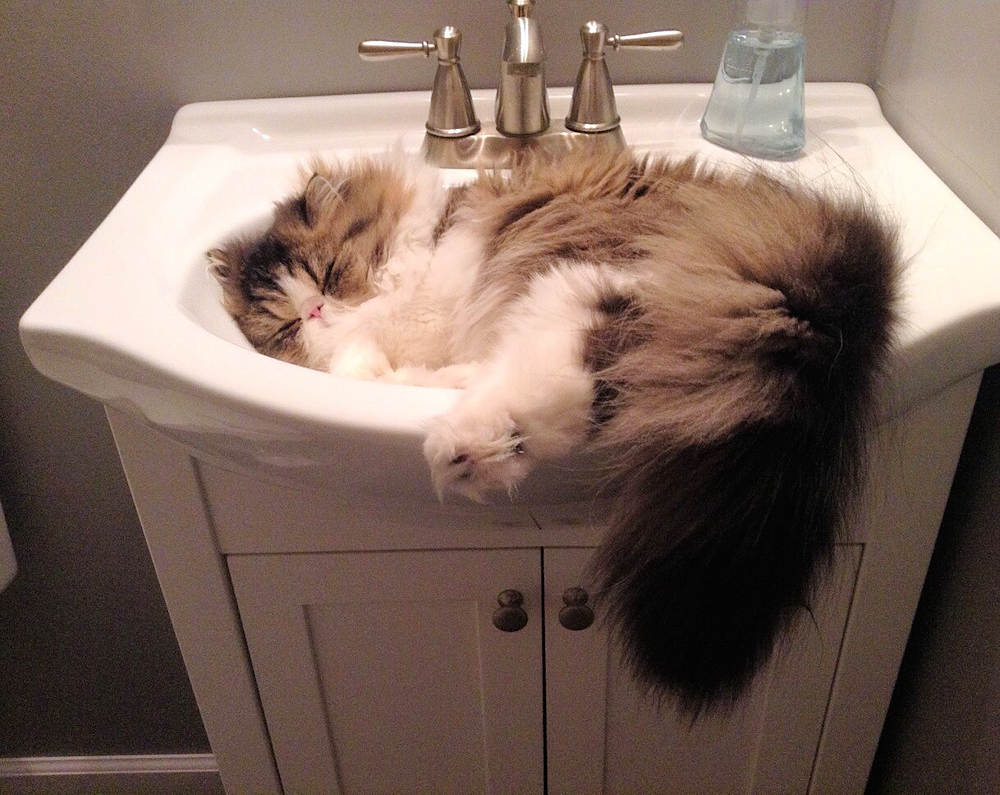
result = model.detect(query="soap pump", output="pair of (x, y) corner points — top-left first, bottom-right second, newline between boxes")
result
(700, 0), (806, 159)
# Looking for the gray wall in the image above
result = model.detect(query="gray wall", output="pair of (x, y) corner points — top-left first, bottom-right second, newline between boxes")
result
(2, 0), (992, 785)
(867, 2), (1000, 791)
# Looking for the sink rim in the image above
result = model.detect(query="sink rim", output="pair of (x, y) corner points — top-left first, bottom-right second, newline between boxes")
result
(19, 83), (1000, 483)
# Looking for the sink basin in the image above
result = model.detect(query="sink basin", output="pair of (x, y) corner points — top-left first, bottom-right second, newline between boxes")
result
(19, 84), (1000, 501)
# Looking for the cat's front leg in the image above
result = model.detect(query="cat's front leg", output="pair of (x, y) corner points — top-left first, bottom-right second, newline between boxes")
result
(313, 294), (400, 380)
(327, 337), (393, 380)
(423, 356), (594, 501)
(424, 264), (618, 501)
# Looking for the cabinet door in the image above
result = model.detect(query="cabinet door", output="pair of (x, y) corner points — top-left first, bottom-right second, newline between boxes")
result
(544, 545), (861, 794)
(229, 549), (544, 794)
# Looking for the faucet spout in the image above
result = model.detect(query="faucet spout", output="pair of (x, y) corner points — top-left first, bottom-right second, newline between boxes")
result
(496, 0), (550, 136)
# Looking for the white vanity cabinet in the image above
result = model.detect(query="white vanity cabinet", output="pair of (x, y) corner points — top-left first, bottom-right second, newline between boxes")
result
(228, 545), (856, 794)
(106, 368), (980, 794)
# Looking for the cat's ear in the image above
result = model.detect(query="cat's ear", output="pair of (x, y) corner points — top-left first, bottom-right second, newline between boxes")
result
(206, 248), (230, 279)
(302, 173), (344, 226)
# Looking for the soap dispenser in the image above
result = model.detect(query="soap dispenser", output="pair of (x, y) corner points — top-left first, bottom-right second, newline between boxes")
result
(700, 0), (806, 159)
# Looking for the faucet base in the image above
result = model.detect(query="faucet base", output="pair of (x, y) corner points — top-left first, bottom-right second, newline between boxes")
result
(423, 123), (625, 169)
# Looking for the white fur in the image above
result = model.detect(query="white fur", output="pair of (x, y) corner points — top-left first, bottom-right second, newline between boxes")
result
(424, 262), (634, 500)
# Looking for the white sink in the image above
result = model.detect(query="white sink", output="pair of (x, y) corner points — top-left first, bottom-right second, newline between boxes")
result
(19, 84), (1000, 502)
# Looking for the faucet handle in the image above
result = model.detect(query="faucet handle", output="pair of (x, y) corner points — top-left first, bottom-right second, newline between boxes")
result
(606, 29), (684, 52)
(358, 27), (480, 138)
(357, 39), (436, 60)
(566, 21), (683, 134)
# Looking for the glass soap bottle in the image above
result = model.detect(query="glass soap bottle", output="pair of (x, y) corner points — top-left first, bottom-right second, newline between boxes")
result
(700, 0), (806, 159)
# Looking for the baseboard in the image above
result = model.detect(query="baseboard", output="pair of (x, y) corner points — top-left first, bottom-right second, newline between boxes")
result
(0, 754), (222, 794)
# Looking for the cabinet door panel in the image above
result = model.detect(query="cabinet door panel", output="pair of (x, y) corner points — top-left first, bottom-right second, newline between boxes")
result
(544, 545), (861, 794)
(230, 549), (544, 794)
(544, 547), (609, 792)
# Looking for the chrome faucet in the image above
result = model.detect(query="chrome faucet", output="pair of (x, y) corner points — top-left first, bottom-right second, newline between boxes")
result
(358, 26), (480, 139)
(495, 0), (550, 137)
(566, 22), (684, 134)
(358, 4), (683, 168)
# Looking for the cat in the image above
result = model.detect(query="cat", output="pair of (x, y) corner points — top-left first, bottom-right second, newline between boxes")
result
(209, 148), (899, 715)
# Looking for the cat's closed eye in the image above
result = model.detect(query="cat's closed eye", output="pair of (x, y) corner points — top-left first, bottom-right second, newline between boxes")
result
(321, 261), (340, 294)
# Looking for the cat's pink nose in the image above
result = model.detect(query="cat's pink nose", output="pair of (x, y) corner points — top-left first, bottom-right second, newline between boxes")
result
(300, 295), (326, 321)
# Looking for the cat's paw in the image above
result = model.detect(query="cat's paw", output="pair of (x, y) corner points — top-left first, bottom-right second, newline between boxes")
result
(327, 341), (393, 381)
(423, 409), (533, 502)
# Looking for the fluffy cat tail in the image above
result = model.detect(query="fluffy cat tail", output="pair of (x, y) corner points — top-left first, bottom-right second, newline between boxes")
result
(588, 174), (899, 716)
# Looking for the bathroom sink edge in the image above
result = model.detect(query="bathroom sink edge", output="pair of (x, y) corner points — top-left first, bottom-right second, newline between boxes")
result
(19, 83), (1000, 488)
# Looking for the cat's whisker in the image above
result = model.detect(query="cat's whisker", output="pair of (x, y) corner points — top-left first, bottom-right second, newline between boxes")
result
(482, 449), (517, 465)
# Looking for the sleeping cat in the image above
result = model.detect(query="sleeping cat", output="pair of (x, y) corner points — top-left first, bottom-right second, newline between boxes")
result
(210, 149), (898, 715)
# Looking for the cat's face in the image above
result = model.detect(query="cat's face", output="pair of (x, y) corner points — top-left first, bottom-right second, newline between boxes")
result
(209, 160), (411, 368)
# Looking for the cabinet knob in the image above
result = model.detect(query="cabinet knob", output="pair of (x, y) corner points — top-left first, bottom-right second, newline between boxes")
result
(492, 589), (529, 632)
(558, 587), (595, 631)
